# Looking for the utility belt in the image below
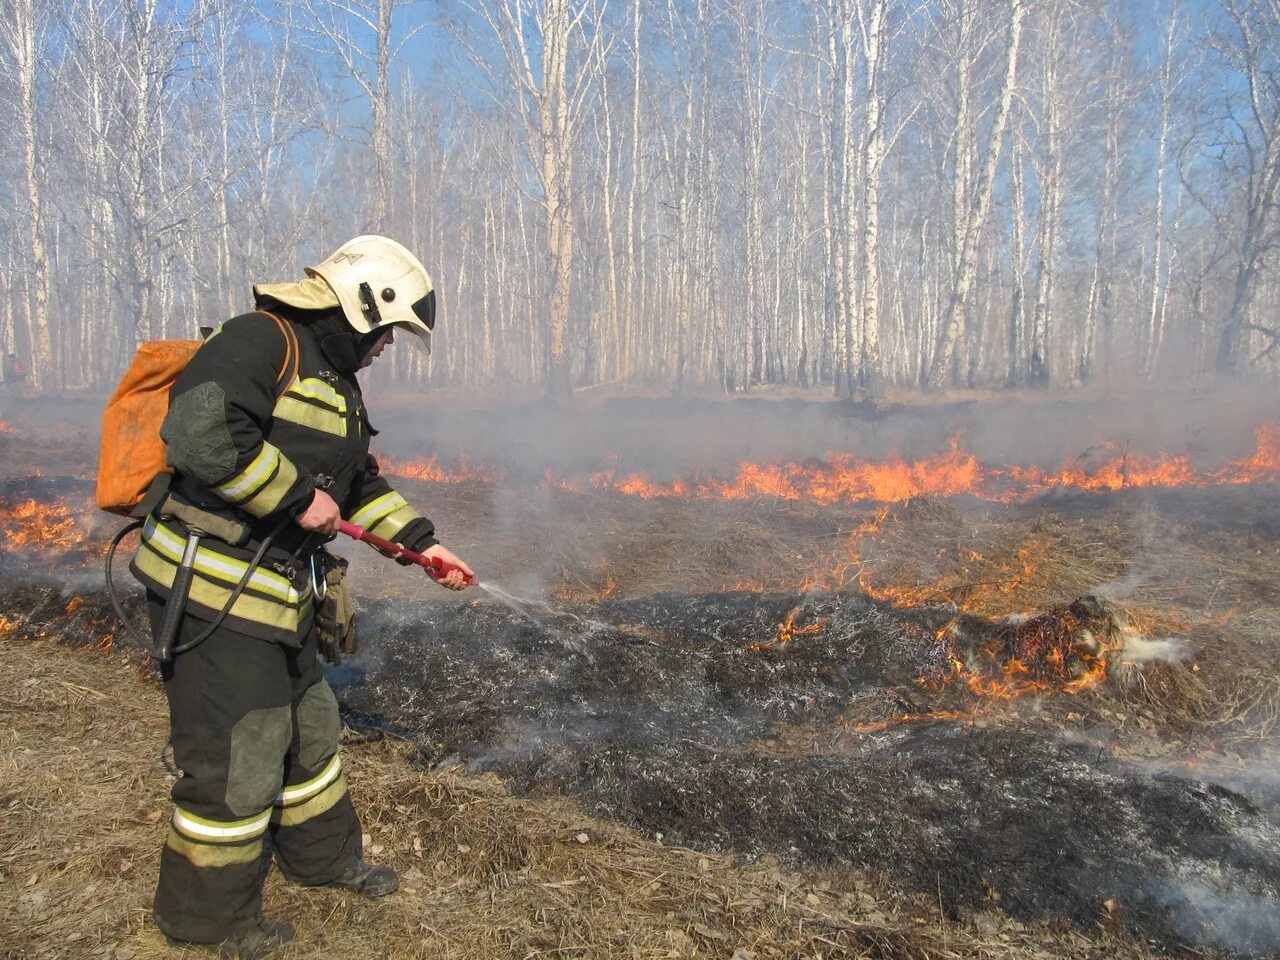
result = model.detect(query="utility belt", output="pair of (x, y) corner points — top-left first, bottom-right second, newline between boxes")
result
(150, 485), (357, 665)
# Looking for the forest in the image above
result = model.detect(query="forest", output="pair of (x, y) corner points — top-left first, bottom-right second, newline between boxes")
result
(1, 0), (1278, 397)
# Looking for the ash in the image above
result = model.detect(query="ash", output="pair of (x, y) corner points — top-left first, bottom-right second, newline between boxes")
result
(13, 579), (1280, 955)
(338, 589), (1280, 956)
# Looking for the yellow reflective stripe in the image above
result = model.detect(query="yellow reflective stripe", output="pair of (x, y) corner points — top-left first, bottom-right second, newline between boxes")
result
(173, 805), (271, 841)
(165, 829), (262, 868)
(136, 544), (310, 631)
(141, 516), (297, 601)
(350, 492), (407, 529)
(277, 754), (341, 806)
(273, 396), (347, 437)
(272, 776), (347, 827)
(237, 454), (299, 517)
(215, 444), (280, 502)
(289, 377), (347, 413)
(367, 505), (421, 541)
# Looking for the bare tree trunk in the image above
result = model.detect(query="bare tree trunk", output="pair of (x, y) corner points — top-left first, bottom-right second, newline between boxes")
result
(542, 0), (575, 399)
(621, 3), (642, 383)
(372, 0), (392, 228)
(1028, 12), (1063, 390)
(5, 0), (52, 390)
(594, 43), (620, 385)
(1215, 0), (1280, 376)
(858, 0), (888, 396)
(1083, 54), (1121, 386)
(819, 86), (836, 386)
(831, 0), (862, 399)
(926, 0), (1024, 389)
(1142, 5), (1178, 381)
(1006, 133), (1026, 386)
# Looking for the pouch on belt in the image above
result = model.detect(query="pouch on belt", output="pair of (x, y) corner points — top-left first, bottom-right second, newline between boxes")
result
(315, 553), (357, 665)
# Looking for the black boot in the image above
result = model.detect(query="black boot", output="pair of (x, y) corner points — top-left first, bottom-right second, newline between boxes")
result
(326, 859), (399, 898)
(163, 917), (295, 960)
(217, 919), (296, 959)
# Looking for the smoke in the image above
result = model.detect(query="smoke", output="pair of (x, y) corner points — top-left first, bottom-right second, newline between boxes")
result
(1091, 564), (1155, 602)
(1119, 634), (1187, 663)
(1157, 880), (1280, 954)
(371, 386), (1280, 481)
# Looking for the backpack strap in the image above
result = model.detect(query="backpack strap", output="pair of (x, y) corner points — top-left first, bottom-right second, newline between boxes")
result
(257, 310), (300, 398)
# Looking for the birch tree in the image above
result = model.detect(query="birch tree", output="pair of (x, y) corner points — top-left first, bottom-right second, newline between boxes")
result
(284, 0), (425, 231)
(1142, 1), (1184, 379)
(0, 0), (52, 389)
(926, 0), (1024, 389)
(1210, 0), (1280, 375)
(458, 0), (610, 399)
(857, 0), (889, 395)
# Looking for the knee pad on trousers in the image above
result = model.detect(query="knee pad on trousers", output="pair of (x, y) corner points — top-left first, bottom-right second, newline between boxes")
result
(226, 704), (292, 816)
(296, 680), (341, 771)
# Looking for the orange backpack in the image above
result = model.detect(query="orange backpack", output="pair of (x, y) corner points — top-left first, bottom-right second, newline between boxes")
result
(96, 312), (299, 516)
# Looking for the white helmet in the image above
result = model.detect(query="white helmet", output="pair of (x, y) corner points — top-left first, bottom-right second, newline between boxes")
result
(254, 235), (436, 350)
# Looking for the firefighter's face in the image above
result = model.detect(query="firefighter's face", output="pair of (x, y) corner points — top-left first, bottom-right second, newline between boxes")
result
(360, 329), (395, 368)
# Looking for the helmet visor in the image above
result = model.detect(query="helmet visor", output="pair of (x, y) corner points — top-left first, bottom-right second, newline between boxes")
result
(412, 290), (436, 331)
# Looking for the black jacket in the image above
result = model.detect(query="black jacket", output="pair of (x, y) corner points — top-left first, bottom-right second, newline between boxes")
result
(130, 308), (435, 644)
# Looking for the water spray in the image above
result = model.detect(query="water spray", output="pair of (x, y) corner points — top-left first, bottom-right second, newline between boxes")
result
(338, 521), (598, 659)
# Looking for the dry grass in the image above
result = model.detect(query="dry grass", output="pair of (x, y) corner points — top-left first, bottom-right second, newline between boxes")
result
(794, 496), (1280, 752)
(0, 633), (1167, 960)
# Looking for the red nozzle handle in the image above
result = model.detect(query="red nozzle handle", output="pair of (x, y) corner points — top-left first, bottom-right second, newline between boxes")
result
(338, 520), (475, 584)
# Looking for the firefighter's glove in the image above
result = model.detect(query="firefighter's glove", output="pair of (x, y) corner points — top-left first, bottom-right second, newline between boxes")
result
(316, 555), (358, 665)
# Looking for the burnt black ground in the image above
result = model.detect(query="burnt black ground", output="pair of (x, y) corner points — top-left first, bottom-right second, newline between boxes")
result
(340, 592), (1280, 956)
(9, 575), (1275, 956)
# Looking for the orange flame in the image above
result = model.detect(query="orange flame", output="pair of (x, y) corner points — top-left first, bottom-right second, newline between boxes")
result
(0, 497), (109, 559)
(3, 499), (78, 548)
(548, 424), (1280, 506)
(922, 605), (1115, 701)
(379, 454), (495, 484)
(749, 606), (829, 651)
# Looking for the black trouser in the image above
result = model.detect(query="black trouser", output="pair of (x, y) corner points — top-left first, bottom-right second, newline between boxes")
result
(148, 599), (362, 944)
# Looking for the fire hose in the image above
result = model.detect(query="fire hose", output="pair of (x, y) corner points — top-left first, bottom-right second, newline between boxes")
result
(337, 520), (476, 585)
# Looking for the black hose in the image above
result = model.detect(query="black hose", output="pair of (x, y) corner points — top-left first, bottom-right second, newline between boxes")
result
(105, 517), (290, 659)
(105, 520), (150, 648)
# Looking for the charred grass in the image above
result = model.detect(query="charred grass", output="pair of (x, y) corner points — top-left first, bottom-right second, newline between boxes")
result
(415, 480), (1280, 762)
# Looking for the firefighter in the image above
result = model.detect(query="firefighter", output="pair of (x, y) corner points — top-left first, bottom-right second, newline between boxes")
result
(130, 236), (473, 958)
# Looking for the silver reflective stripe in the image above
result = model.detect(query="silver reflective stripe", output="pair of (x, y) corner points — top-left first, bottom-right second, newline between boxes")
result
(216, 444), (281, 502)
(172, 806), (271, 841)
(276, 754), (342, 805)
(351, 492), (407, 529)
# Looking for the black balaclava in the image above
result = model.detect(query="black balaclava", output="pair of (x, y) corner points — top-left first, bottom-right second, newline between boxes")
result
(356, 328), (390, 363)
(308, 308), (367, 377)
(255, 304), (390, 377)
